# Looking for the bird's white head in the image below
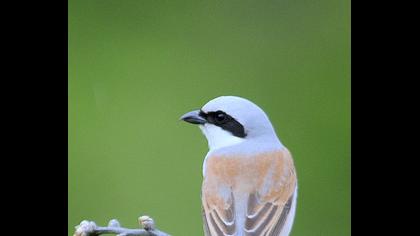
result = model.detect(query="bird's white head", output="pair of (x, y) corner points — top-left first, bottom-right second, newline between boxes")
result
(181, 96), (282, 152)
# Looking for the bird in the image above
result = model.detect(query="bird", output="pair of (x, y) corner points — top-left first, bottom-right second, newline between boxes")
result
(180, 96), (297, 236)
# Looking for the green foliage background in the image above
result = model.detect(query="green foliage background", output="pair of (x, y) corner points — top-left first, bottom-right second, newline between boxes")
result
(69, 0), (350, 235)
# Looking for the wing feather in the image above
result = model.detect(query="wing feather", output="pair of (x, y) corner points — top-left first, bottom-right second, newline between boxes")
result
(202, 148), (297, 236)
(244, 149), (296, 236)
(202, 191), (236, 236)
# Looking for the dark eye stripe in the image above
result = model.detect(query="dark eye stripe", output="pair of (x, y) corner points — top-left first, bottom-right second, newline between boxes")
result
(200, 110), (247, 138)
(198, 110), (208, 120)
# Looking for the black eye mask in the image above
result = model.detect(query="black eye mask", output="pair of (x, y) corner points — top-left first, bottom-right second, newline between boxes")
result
(199, 110), (247, 138)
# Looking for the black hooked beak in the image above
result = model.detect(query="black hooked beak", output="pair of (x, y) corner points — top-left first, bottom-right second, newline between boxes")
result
(180, 110), (207, 125)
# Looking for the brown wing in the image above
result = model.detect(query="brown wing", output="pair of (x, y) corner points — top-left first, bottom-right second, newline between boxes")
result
(202, 190), (236, 236)
(202, 148), (296, 236)
(244, 149), (297, 236)
(244, 190), (295, 236)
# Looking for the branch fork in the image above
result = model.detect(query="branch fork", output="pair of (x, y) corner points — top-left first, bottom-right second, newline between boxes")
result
(74, 215), (171, 236)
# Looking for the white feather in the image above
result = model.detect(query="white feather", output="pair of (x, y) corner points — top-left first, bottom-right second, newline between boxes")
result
(280, 187), (298, 236)
(199, 123), (245, 152)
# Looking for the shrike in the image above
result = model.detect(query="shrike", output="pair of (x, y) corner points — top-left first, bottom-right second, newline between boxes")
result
(181, 96), (297, 236)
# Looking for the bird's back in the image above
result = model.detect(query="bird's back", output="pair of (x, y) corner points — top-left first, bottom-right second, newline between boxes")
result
(201, 147), (297, 236)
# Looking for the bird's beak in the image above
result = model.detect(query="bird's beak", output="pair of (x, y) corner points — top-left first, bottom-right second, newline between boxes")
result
(180, 110), (207, 125)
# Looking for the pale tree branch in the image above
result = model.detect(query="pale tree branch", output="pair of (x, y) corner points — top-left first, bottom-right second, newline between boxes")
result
(74, 216), (171, 236)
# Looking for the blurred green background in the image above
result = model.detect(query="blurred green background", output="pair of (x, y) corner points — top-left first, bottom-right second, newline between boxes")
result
(69, 0), (350, 235)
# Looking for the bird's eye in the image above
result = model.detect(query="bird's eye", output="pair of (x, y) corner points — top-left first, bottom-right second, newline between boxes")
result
(215, 113), (227, 123)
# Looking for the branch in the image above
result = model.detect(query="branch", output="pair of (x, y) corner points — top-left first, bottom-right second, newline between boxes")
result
(74, 215), (171, 236)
